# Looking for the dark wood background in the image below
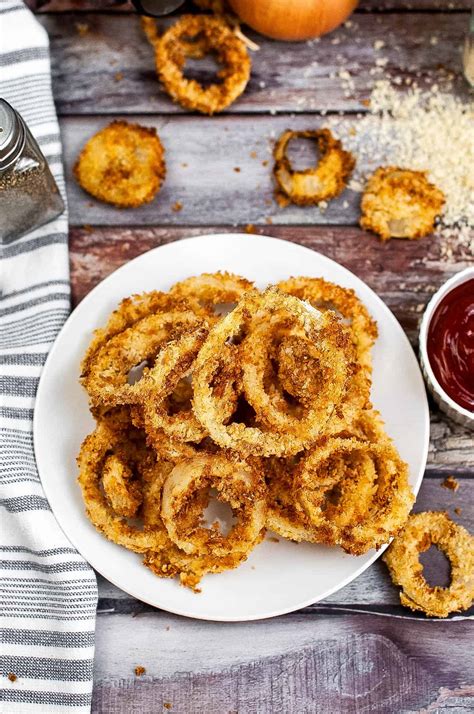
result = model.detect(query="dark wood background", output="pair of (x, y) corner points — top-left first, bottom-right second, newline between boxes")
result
(31, 1), (474, 711)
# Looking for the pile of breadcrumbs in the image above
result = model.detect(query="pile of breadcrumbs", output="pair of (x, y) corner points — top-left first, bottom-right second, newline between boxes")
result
(334, 80), (474, 256)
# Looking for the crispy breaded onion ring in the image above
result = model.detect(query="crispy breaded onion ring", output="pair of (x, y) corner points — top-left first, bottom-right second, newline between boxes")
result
(383, 512), (474, 618)
(273, 129), (355, 206)
(161, 454), (267, 556)
(81, 310), (204, 411)
(170, 272), (253, 314)
(73, 121), (166, 208)
(240, 305), (351, 437)
(277, 277), (378, 373)
(360, 167), (445, 241)
(153, 15), (251, 115)
(77, 420), (171, 553)
(81, 291), (207, 377)
(137, 327), (210, 443)
(296, 436), (414, 554)
(193, 288), (350, 456)
(265, 409), (387, 541)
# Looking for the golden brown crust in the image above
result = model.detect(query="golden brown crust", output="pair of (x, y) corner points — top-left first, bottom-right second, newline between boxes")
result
(360, 166), (445, 241)
(74, 121), (166, 208)
(295, 434), (414, 555)
(383, 511), (474, 617)
(153, 15), (251, 115)
(273, 129), (355, 206)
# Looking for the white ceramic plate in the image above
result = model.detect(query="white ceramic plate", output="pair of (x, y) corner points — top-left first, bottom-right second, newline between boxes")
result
(34, 234), (429, 622)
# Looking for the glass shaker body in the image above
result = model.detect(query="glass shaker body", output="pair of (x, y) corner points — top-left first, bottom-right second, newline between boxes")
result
(0, 99), (65, 242)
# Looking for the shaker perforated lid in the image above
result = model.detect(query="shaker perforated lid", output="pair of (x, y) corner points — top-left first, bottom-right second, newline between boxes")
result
(0, 98), (25, 172)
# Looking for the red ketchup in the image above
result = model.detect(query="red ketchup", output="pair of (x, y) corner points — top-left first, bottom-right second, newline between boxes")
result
(427, 278), (474, 412)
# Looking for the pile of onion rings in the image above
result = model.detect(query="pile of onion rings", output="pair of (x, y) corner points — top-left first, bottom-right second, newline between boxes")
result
(145, 14), (251, 115)
(78, 271), (416, 590)
(383, 511), (474, 617)
(273, 129), (355, 207)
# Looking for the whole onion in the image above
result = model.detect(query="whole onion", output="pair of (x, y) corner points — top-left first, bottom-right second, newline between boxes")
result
(228, 0), (358, 41)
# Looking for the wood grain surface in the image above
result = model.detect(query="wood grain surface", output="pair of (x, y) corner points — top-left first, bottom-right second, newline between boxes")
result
(29, 0), (474, 710)
(41, 12), (469, 115)
(27, 0), (474, 12)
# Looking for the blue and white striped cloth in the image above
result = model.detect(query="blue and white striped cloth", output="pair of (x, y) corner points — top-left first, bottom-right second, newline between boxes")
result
(0, 2), (97, 711)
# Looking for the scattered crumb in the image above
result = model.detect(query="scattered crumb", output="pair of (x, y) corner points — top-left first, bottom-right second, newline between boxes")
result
(7, 673), (17, 683)
(251, 565), (256, 570)
(82, 224), (93, 233)
(181, 163), (188, 168)
(171, 201), (183, 213)
(245, 223), (256, 234)
(373, 40), (385, 51)
(75, 22), (89, 37)
(233, 167), (241, 172)
(134, 666), (146, 677)
(166, 626), (170, 631)
(442, 475), (459, 492)
(265, 216), (273, 224)
(163, 704), (172, 710)
(262, 160), (268, 167)
(268, 536), (279, 543)
(361, 99), (370, 108)
(114, 72), (124, 83)
(454, 507), (462, 516)
(250, 151), (257, 159)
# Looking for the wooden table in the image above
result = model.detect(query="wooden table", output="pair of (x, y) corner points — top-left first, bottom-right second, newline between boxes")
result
(32, 1), (473, 711)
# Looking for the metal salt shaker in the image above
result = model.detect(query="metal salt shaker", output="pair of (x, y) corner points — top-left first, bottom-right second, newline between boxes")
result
(0, 98), (65, 242)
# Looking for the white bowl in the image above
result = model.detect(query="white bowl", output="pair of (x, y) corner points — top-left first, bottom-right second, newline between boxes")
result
(419, 267), (474, 429)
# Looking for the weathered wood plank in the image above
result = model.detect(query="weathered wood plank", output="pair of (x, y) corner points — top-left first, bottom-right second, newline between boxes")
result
(61, 114), (474, 232)
(42, 13), (468, 115)
(91, 614), (474, 713)
(69, 225), (471, 311)
(29, 0), (473, 13)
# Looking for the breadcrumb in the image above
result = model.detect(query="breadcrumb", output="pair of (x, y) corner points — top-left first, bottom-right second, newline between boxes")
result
(442, 475), (459, 492)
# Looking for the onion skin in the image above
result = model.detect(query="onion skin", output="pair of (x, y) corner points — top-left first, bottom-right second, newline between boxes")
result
(227, 0), (358, 41)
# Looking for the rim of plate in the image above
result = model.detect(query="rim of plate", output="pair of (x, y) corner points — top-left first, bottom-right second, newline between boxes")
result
(34, 233), (430, 621)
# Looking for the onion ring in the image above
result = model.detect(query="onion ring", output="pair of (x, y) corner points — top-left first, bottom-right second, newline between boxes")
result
(73, 121), (166, 208)
(193, 288), (351, 456)
(142, 454), (266, 590)
(360, 166), (445, 241)
(161, 454), (266, 556)
(383, 512), (474, 617)
(277, 277), (377, 373)
(81, 290), (210, 384)
(170, 271), (253, 315)
(296, 436), (414, 554)
(77, 420), (171, 553)
(153, 15), (251, 115)
(137, 327), (210, 443)
(273, 129), (355, 206)
(240, 297), (351, 435)
(81, 310), (204, 411)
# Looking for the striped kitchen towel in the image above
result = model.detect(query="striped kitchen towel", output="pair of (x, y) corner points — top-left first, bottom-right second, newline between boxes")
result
(0, 2), (98, 712)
